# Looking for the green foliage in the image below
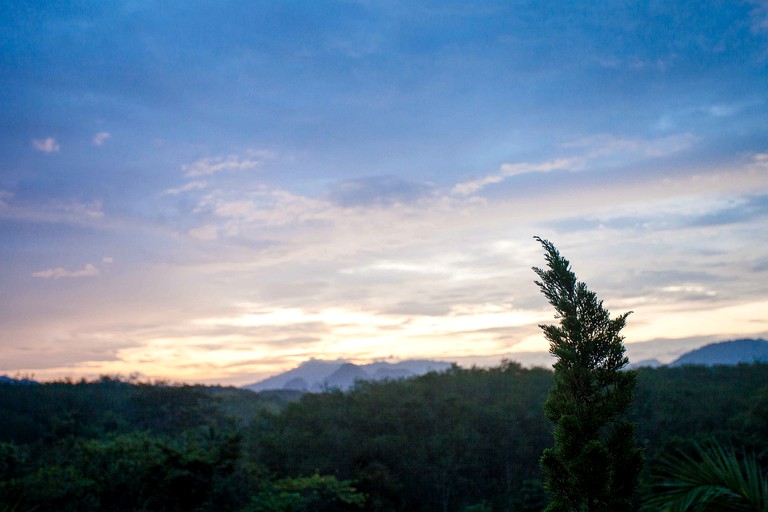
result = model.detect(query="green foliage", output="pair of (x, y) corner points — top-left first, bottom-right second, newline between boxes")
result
(256, 362), (552, 511)
(533, 237), (642, 511)
(0, 431), (247, 512)
(643, 441), (768, 511)
(464, 501), (493, 512)
(2, 364), (768, 511)
(0, 378), (294, 512)
(245, 474), (366, 512)
(0, 443), (21, 482)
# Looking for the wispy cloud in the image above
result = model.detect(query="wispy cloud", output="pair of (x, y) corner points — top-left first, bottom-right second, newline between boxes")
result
(92, 132), (110, 146)
(188, 224), (220, 241)
(177, 149), (768, 276)
(181, 150), (274, 177)
(0, 189), (12, 208)
(193, 185), (338, 231)
(162, 181), (208, 196)
(656, 103), (761, 131)
(452, 134), (697, 196)
(748, 152), (768, 171)
(328, 175), (433, 207)
(4, 1), (768, 385)
(8, 149), (768, 383)
(562, 133), (697, 158)
(0, 197), (105, 225)
(32, 263), (100, 279)
(452, 157), (583, 195)
(61, 200), (104, 220)
(32, 137), (60, 153)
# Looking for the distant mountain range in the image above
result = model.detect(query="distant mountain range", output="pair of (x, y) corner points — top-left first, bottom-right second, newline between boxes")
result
(245, 339), (768, 392)
(4, 339), (766, 390)
(628, 338), (768, 368)
(0, 375), (39, 386)
(667, 338), (768, 366)
(243, 359), (453, 392)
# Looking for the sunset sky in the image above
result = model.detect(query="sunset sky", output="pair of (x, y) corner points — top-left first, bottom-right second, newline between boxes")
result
(2, 1), (768, 385)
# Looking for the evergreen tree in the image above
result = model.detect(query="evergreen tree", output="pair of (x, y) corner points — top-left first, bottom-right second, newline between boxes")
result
(533, 237), (642, 511)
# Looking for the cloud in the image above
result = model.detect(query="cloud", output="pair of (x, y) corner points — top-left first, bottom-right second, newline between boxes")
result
(547, 193), (768, 234)
(178, 147), (768, 280)
(181, 150), (273, 177)
(92, 132), (110, 146)
(500, 157), (583, 177)
(32, 263), (100, 279)
(32, 137), (60, 153)
(62, 200), (105, 220)
(451, 133), (697, 196)
(194, 185), (338, 229)
(686, 194), (768, 228)
(452, 157), (581, 195)
(162, 181), (208, 196)
(328, 175), (433, 207)
(748, 152), (768, 171)
(660, 284), (718, 300)
(451, 174), (506, 196)
(0, 189), (12, 208)
(183, 302), (544, 368)
(188, 224), (220, 241)
(561, 133), (697, 159)
(0, 197), (105, 225)
(657, 103), (760, 131)
(11, 138), (765, 384)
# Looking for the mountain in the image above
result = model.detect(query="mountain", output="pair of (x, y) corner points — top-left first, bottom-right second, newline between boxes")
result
(244, 338), (768, 392)
(669, 338), (768, 367)
(243, 359), (452, 392)
(0, 375), (39, 386)
(246, 359), (348, 393)
(628, 358), (663, 369)
(325, 363), (369, 390)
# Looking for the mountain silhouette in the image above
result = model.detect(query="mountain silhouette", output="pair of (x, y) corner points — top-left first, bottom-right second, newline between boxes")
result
(243, 359), (452, 392)
(670, 338), (768, 366)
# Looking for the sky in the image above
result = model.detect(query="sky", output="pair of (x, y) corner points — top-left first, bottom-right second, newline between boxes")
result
(1, 1), (768, 386)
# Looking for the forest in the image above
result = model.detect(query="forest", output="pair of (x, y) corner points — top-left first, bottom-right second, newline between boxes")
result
(1, 362), (767, 511)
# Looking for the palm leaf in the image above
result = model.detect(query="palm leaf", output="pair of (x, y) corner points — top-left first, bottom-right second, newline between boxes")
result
(643, 440), (768, 511)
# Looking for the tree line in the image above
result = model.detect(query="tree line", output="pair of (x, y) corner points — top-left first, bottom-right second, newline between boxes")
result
(1, 362), (766, 511)
(2, 240), (766, 510)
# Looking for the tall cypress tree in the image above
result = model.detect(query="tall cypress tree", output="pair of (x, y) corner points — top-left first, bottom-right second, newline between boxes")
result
(533, 237), (642, 511)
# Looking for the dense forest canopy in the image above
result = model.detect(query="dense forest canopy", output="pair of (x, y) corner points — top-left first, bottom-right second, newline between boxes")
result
(1, 363), (767, 511)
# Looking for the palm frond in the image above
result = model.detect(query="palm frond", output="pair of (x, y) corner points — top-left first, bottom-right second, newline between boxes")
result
(642, 440), (768, 511)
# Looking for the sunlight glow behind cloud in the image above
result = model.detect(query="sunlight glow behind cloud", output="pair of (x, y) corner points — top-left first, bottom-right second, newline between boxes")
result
(2, 1), (768, 384)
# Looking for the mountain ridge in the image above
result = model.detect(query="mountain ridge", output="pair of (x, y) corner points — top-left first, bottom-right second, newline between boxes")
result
(244, 338), (768, 392)
(669, 338), (768, 366)
(0, 375), (39, 386)
(243, 359), (453, 392)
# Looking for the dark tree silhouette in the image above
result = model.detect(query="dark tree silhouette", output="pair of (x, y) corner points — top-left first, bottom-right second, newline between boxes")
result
(533, 237), (642, 511)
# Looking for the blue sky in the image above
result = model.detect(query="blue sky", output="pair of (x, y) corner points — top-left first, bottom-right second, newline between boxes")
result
(2, 1), (768, 384)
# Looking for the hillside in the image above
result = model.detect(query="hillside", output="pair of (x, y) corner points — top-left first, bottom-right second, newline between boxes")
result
(243, 358), (452, 392)
(670, 338), (768, 366)
(2, 363), (768, 512)
(243, 338), (768, 391)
